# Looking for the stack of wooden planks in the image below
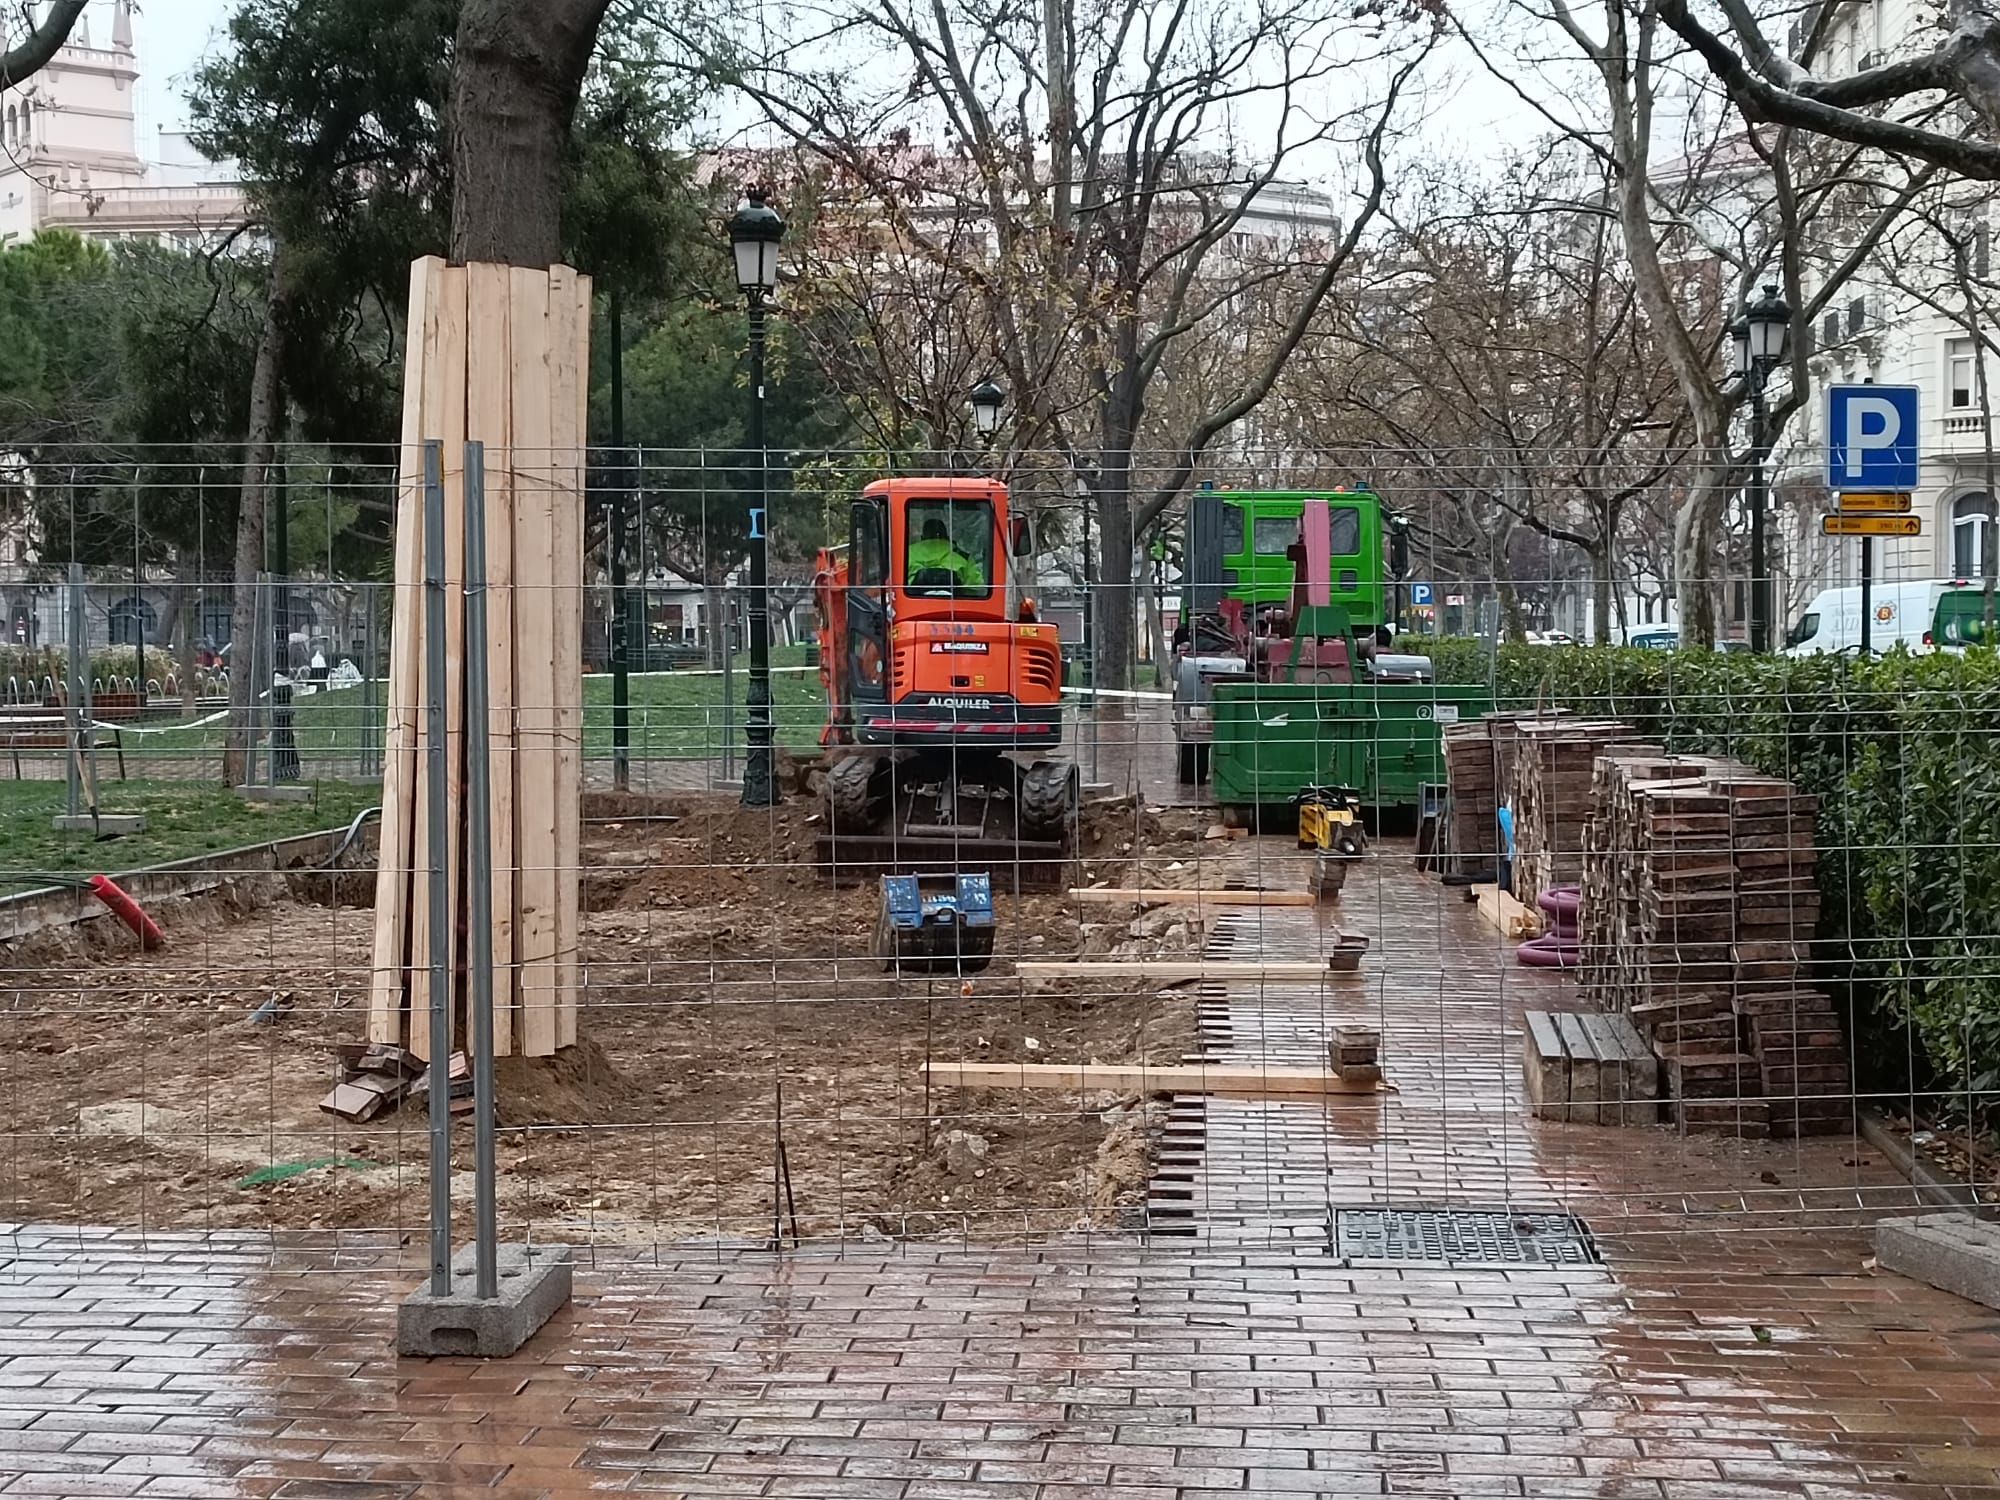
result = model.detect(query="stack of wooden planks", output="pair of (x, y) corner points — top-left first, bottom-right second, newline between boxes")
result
(1577, 747), (1843, 1136)
(365, 256), (590, 1060)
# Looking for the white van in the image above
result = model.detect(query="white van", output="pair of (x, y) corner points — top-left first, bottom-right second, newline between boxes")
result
(1783, 580), (1982, 655)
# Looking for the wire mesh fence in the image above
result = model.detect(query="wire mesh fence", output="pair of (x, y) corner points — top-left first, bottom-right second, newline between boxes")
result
(0, 441), (1988, 1268)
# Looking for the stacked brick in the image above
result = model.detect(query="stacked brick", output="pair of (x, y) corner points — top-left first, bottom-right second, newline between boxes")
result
(1507, 718), (1637, 914)
(1442, 721), (1499, 865)
(1577, 750), (1845, 1138)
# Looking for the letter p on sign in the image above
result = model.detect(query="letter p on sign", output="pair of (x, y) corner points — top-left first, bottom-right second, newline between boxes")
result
(1826, 384), (1919, 490)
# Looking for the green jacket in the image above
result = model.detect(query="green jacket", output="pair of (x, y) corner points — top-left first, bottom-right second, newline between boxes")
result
(907, 537), (985, 587)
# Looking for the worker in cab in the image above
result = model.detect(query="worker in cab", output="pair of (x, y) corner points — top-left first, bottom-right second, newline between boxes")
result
(907, 516), (986, 589)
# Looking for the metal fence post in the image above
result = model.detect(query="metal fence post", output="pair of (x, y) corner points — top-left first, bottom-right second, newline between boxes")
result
(64, 564), (84, 821)
(463, 441), (499, 1300)
(421, 440), (453, 1298)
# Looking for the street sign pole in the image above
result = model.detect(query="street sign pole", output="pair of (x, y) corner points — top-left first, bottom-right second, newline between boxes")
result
(1860, 536), (1873, 658)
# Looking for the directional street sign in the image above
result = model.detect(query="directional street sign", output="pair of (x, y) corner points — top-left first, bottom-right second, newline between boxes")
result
(1835, 491), (1913, 514)
(1826, 384), (1920, 490)
(1822, 514), (1921, 537)
(1408, 583), (1433, 607)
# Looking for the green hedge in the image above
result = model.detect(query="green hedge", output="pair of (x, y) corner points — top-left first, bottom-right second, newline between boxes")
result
(1423, 638), (2000, 1096)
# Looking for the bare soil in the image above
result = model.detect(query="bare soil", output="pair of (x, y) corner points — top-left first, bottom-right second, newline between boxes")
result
(0, 792), (1253, 1244)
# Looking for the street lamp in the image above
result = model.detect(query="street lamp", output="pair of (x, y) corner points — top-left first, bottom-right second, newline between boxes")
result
(969, 380), (1006, 441)
(726, 185), (785, 808)
(1729, 282), (1791, 653)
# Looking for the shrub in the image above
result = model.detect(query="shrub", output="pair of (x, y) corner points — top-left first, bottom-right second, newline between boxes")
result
(1422, 638), (2000, 1097)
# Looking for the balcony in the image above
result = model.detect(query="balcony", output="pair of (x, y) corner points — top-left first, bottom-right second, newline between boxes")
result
(1939, 412), (1998, 449)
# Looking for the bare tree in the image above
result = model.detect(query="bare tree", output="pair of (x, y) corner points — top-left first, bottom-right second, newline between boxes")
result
(1277, 151), (1691, 641)
(1656, 0), (2000, 180)
(707, 0), (1431, 687)
(1467, 0), (1934, 642)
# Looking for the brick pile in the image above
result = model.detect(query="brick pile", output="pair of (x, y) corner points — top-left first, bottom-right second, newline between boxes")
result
(1578, 749), (1845, 1137)
(1507, 718), (1638, 914)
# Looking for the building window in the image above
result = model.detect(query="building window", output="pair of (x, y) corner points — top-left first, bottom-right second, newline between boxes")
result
(1949, 337), (1979, 409)
(1953, 493), (1995, 576)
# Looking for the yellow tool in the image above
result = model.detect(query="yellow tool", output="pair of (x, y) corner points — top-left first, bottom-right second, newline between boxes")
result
(1296, 785), (1366, 857)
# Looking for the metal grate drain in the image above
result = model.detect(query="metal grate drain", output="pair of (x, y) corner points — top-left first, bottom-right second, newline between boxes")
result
(1329, 1206), (1603, 1267)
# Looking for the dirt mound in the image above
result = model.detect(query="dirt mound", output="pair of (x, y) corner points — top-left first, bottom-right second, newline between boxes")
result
(494, 1036), (649, 1127)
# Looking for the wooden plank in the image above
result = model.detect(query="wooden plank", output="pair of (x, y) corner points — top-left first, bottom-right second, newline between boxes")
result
(367, 256), (441, 1045)
(509, 265), (559, 1058)
(465, 261), (515, 1057)
(438, 264), (470, 1060)
(1474, 884), (1542, 941)
(1066, 887), (1317, 908)
(924, 1061), (1390, 1098)
(406, 266), (467, 1063)
(547, 264), (585, 1050)
(1015, 960), (1347, 981)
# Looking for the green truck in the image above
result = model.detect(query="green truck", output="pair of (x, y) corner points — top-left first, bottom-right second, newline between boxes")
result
(1171, 488), (1488, 811)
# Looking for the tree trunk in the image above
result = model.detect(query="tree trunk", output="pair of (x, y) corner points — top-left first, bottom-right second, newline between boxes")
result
(1092, 454), (1136, 699)
(222, 260), (289, 785)
(704, 580), (729, 669)
(1590, 544), (1613, 645)
(1672, 465), (1733, 648)
(448, 0), (611, 266)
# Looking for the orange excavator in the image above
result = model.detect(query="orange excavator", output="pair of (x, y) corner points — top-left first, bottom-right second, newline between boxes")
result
(812, 476), (1077, 883)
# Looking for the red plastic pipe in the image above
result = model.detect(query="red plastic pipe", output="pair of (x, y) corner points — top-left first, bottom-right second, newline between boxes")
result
(87, 875), (163, 951)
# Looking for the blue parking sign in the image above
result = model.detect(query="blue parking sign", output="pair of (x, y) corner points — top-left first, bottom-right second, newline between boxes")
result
(1408, 583), (1433, 606)
(1826, 384), (1919, 490)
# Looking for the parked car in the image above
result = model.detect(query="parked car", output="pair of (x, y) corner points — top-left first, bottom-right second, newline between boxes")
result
(1623, 625), (1679, 649)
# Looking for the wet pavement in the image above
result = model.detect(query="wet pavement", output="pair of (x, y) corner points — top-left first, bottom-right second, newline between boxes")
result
(2, 826), (1998, 1495)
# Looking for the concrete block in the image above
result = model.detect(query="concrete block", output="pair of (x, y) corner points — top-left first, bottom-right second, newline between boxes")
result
(1580, 1014), (1628, 1114)
(396, 1243), (573, 1357)
(1523, 1011), (1568, 1120)
(234, 784), (315, 804)
(51, 813), (146, 836)
(1556, 1012), (1599, 1124)
(1877, 1214), (2000, 1310)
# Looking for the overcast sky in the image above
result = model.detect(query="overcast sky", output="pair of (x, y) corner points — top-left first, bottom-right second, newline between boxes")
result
(123, 0), (1562, 174)
(121, 0), (233, 147)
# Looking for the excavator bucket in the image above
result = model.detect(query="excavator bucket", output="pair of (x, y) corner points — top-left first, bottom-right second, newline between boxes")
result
(873, 872), (997, 974)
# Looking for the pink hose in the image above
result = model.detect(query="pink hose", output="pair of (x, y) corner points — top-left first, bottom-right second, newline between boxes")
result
(1516, 934), (1580, 968)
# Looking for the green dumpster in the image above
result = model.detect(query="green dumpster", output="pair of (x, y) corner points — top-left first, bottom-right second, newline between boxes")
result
(1207, 680), (1493, 813)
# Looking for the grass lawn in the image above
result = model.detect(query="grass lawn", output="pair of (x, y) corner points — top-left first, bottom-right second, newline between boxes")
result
(0, 779), (381, 895)
(102, 655), (835, 780)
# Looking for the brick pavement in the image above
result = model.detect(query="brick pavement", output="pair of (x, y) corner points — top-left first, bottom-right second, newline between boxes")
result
(0, 835), (1995, 1496)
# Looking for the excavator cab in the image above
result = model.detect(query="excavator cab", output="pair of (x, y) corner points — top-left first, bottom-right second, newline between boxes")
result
(814, 477), (1076, 885)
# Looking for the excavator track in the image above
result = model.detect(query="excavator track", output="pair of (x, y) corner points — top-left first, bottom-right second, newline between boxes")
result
(814, 749), (1073, 891)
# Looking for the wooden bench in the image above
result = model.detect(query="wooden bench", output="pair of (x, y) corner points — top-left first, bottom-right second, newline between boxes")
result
(1523, 1009), (1660, 1125)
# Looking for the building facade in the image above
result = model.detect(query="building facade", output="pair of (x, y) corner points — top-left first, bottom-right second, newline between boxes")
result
(0, 1), (246, 249)
(1786, 0), (1992, 597)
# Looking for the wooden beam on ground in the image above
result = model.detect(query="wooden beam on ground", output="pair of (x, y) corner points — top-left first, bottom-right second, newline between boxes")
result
(1015, 959), (1351, 981)
(1474, 884), (1542, 941)
(924, 1061), (1391, 1098)
(366, 256), (441, 1045)
(1067, 887), (1317, 908)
